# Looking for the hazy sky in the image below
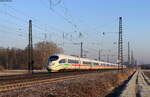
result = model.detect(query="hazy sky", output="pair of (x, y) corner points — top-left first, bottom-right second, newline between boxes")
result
(0, 0), (149, 64)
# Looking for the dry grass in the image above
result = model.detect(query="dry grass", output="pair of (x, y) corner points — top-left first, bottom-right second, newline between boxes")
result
(0, 70), (134, 97)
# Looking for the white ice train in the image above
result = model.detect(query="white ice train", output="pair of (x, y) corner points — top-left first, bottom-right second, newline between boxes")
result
(46, 54), (126, 72)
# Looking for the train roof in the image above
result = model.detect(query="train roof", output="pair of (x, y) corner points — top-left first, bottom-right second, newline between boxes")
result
(54, 54), (79, 59)
(52, 54), (117, 65)
(55, 54), (98, 61)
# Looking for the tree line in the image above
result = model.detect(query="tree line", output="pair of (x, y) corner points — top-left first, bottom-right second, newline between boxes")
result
(0, 41), (62, 70)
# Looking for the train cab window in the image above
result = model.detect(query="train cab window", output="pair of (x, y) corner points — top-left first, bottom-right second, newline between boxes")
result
(49, 56), (59, 61)
(59, 59), (66, 63)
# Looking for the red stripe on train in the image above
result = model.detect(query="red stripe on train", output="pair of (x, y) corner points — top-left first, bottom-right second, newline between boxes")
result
(72, 64), (105, 67)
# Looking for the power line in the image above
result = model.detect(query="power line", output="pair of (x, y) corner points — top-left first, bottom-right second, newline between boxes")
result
(94, 18), (119, 31)
(0, 10), (27, 23)
(1, 4), (65, 34)
(0, 10), (53, 41)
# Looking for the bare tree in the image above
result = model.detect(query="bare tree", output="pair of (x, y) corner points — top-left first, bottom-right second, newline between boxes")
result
(34, 41), (62, 69)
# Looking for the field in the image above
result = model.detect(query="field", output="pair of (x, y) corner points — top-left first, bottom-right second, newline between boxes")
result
(0, 70), (47, 76)
(0, 70), (134, 97)
(0, 71), (26, 76)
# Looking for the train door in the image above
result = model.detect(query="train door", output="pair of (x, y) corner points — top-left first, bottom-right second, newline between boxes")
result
(90, 62), (93, 70)
(76, 57), (80, 70)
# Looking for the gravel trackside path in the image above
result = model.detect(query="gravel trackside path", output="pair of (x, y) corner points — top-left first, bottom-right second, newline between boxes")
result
(120, 71), (150, 97)
(136, 71), (150, 97)
(120, 71), (138, 97)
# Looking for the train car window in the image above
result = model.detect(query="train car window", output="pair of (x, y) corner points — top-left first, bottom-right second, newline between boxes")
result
(93, 63), (99, 65)
(68, 59), (79, 64)
(49, 56), (59, 61)
(89, 62), (92, 65)
(75, 60), (79, 64)
(83, 61), (92, 65)
(59, 59), (66, 63)
(68, 59), (72, 63)
(83, 61), (87, 64)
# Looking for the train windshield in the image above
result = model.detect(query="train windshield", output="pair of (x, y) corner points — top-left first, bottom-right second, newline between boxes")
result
(48, 56), (59, 62)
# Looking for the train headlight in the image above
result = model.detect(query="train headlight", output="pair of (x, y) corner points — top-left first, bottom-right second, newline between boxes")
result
(49, 62), (55, 66)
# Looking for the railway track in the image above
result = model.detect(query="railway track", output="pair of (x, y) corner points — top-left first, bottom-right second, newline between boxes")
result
(0, 74), (93, 92)
(0, 70), (113, 92)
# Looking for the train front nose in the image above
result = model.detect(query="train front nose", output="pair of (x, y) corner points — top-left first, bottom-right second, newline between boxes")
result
(45, 60), (52, 72)
(46, 61), (56, 72)
(47, 66), (51, 72)
(47, 55), (59, 72)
